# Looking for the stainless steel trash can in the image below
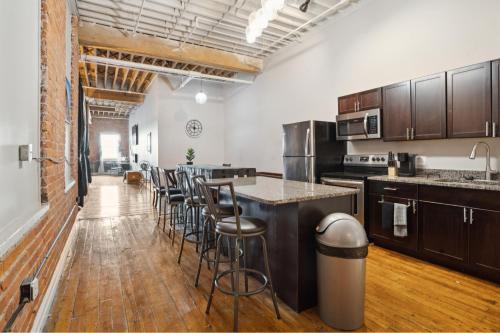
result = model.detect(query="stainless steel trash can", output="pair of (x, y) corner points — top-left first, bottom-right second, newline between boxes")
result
(315, 213), (368, 330)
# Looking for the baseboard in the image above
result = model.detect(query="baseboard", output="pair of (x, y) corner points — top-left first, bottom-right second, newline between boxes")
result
(31, 219), (78, 332)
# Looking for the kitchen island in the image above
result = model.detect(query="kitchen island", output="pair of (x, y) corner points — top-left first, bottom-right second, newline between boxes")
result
(207, 176), (358, 312)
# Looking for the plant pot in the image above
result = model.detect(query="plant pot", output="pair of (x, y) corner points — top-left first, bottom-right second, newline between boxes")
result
(186, 161), (193, 165)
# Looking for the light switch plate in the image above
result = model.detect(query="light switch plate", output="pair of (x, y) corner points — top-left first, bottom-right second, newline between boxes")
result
(19, 144), (33, 162)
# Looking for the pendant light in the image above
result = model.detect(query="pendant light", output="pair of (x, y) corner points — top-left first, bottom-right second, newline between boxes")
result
(195, 78), (207, 104)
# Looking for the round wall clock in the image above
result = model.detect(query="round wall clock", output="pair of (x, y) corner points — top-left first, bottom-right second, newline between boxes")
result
(185, 119), (203, 138)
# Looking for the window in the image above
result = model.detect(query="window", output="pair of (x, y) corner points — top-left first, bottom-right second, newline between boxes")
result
(100, 134), (121, 160)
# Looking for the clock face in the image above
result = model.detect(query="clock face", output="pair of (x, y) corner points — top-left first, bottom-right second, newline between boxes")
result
(186, 119), (203, 138)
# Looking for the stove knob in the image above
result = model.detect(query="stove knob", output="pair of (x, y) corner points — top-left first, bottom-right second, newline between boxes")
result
(371, 157), (376, 162)
(381, 157), (385, 162)
(376, 157), (380, 162)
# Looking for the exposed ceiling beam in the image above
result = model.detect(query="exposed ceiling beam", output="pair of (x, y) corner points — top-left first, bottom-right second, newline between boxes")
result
(80, 55), (255, 85)
(84, 87), (145, 103)
(79, 22), (263, 74)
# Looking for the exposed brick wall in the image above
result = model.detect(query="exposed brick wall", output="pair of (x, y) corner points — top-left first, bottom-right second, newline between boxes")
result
(88, 118), (130, 172)
(0, 0), (80, 330)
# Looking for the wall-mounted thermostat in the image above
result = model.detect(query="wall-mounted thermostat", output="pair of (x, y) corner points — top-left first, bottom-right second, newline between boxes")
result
(19, 144), (33, 162)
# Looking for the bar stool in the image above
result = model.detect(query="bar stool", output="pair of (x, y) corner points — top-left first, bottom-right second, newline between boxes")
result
(198, 180), (280, 332)
(176, 170), (204, 263)
(157, 168), (184, 236)
(150, 167), (161, 209)
(192, 176), (242, 287)
(155, 167), (182, 226)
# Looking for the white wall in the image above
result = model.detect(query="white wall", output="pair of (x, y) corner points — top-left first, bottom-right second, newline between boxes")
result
(129, 83), (160, 167)
(224, 0), (500, 173)
(0, 1), (42, 255)
(130, 76), (225, 169)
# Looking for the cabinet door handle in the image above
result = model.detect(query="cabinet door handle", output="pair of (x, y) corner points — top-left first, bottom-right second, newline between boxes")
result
(470, 208), (474, 225)
(412, 200), (417, 214)
(486, 121), (489, 137)
(406, 128), (410, 140)
(383, 187), (398, 191)
(411, 127), (415, 140)
(463, 207), (467, 223)
(493, 122), (497, 138)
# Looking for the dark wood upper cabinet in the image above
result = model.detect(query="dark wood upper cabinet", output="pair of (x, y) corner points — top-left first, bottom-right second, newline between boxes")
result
(411, 72), (447, 139)
(492, 60), (500, 137)
(447, 62), (492, 138)
(358, 88), (382, 110)
(338, 94), (357, 114)
(382, 81), (411, 141)
(338, 88), (382, 115)
(419, 201), (468, 265)
(469, 208), (500, 281)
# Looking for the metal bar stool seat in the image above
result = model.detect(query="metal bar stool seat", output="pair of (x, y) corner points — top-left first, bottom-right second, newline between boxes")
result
(159, 187), (183, 195)
(201, 204), (242, 217)
(216, 216), (266, 235)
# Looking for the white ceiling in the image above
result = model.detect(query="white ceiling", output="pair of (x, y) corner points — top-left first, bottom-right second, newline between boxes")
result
(75, 0), (359, 59)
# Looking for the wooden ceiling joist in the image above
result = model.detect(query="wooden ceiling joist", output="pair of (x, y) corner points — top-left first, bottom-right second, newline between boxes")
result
(79, 22), (263, 74)
(84, 87), (145, 104)
(88, 105), (116, 112)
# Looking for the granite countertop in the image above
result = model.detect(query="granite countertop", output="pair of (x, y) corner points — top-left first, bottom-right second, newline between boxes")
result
(205, 176), (358, 205)
(178, 164), (255, 170)
(368, 175), (500, 192)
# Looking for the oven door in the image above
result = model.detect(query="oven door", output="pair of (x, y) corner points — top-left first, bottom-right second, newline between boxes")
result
(321, 177), (365, 225)
(336, 108), (381, 140)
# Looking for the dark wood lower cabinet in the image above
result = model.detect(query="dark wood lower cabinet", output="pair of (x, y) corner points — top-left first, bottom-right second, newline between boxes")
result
(419, 202), (467, 265)
(368, 180), (500, 284)
(368, 194), (418, 252)
(469, 208), (500, 280)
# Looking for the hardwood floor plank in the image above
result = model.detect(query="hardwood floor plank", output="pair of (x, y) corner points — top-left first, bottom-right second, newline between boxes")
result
(45, 176), (500, 332)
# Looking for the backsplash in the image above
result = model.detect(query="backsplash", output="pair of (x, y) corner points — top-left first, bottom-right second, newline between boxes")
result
(348, 137), (500, 171)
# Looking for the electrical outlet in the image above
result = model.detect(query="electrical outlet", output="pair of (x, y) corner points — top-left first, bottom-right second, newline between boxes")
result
(20, 277), (38, 302)
(19, 144), (33, 162)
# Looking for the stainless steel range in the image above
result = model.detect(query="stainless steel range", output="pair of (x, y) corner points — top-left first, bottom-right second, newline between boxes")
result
(321, 154), (388, 226)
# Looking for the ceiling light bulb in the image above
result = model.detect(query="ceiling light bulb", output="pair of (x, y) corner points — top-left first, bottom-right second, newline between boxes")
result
(254, 8), (268, 30)
(246, 33), (257, 44)
(272, 0), (285, 10)
(248, 11), (258, 25)
(195, 91), (207, 104)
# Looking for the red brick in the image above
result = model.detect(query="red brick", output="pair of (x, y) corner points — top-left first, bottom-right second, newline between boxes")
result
(0, 0), (80, 330)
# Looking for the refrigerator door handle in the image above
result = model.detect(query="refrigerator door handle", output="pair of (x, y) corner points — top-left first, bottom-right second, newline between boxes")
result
(305, 128), (310, 156)
(281, 131), (285, 156)
(305, 156), (309, 182)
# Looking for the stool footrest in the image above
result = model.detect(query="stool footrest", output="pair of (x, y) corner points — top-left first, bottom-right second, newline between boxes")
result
(215, 268), (268, 297)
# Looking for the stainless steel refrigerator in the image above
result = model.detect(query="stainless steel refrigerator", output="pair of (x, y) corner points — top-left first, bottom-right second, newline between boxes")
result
(282, 120), (346, 183)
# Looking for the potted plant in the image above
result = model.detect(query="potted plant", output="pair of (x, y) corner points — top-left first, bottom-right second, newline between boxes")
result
(186, 148), (195, 165)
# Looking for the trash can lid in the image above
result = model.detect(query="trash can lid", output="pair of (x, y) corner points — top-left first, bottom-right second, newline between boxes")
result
(315, 213), (368, 248)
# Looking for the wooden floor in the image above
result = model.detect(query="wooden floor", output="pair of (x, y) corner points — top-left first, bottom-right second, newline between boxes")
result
(45, 176), (500, 332)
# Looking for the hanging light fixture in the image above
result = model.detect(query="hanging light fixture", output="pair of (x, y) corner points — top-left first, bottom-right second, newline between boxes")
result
(195, 79), (207, 104)
(246, 0), (285, 44)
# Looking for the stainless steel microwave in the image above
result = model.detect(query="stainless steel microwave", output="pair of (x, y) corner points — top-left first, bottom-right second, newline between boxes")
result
(336, 108), (382, 140)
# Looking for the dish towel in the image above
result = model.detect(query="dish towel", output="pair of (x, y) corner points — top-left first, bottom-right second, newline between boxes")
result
(381, 202), (394, 231)
(393, 203), (408, 237)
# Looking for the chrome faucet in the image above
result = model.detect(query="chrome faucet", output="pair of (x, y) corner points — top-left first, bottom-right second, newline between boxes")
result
(469, 142), (497, 180)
